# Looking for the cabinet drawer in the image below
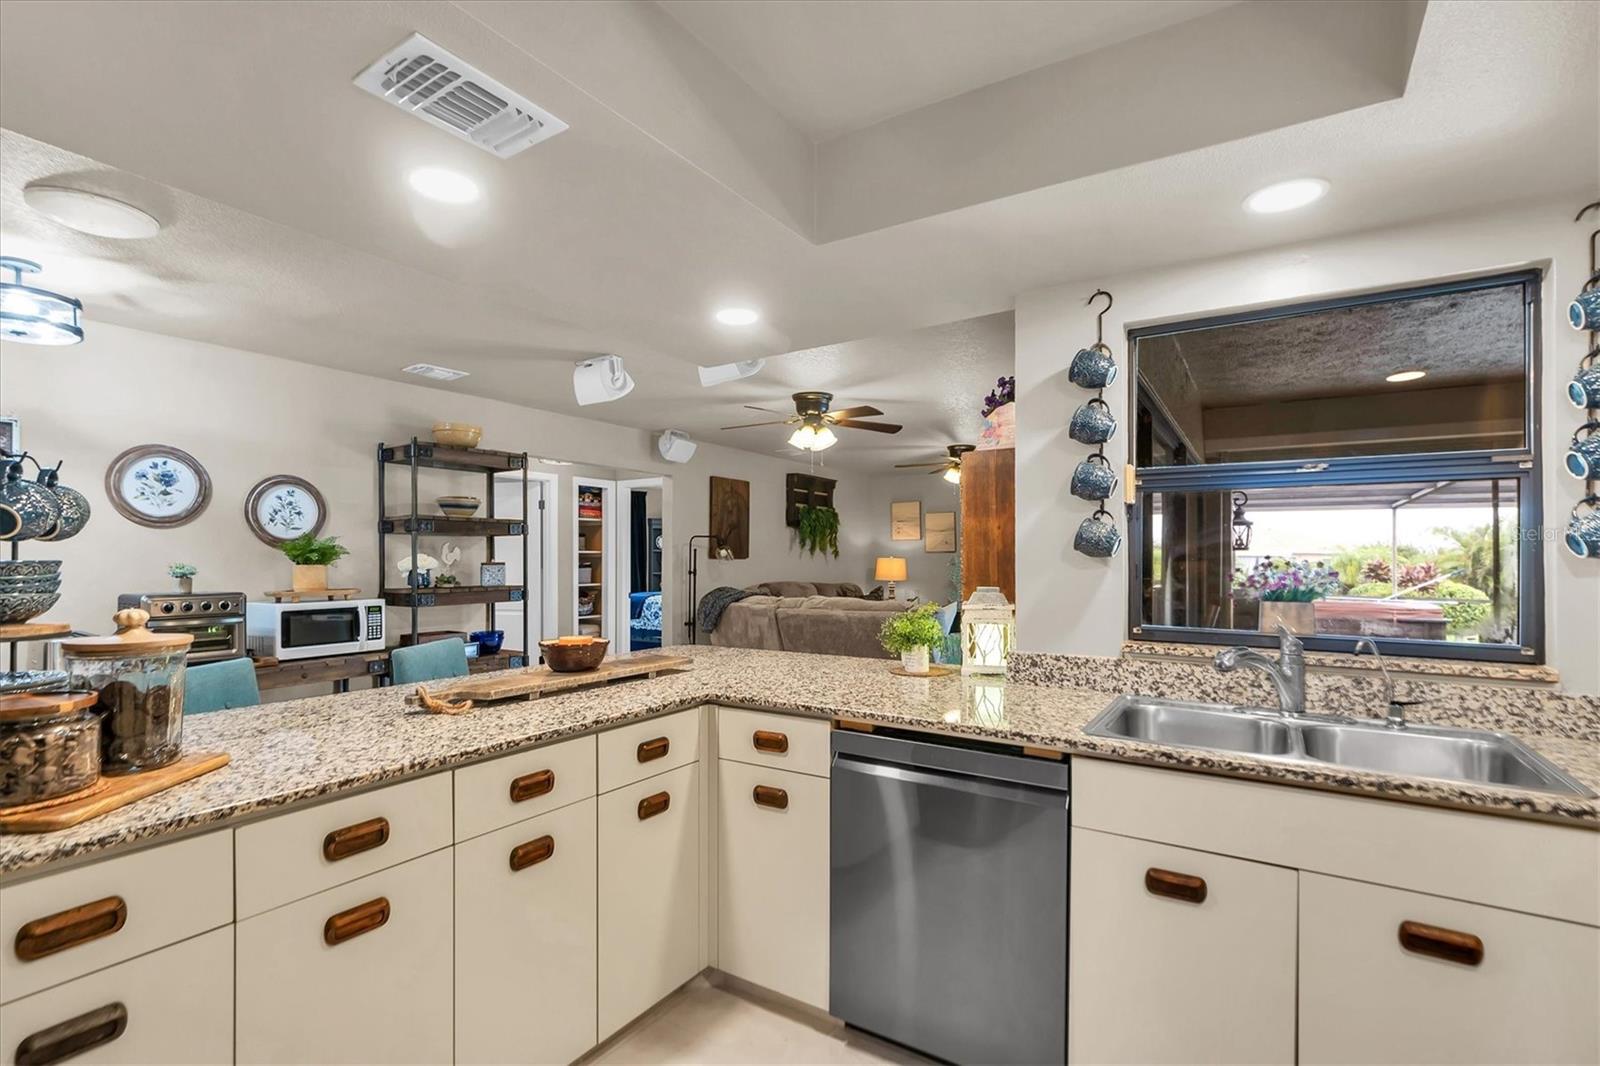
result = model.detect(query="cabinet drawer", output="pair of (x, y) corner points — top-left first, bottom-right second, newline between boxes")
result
(716, 760), (828, 1008)
(0, 831), (231, 1003)
(598, 761), (701, 1038)
(715, 706), (829, 778)
(1, 927), (231, 1066)
(597, 708), (700, 793)
(235, 771), (452, 918)
(236, 848), (453, 1064)
(1069, 827), (1297, 1065)
(456, 797), (598, 1064)
(454, 733), (596, 841)
(1299, 873), (1599, 1065)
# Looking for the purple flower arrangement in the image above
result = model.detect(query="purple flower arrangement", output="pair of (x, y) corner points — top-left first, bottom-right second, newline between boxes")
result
(981, 376), (1015, 418)
(1233, 558), (1343, 602)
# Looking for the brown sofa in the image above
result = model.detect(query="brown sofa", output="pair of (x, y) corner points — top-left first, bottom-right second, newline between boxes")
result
(709, 582), (903, 658)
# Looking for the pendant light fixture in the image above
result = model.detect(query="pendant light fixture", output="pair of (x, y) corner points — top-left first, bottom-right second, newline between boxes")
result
(0, 258), (83, 346)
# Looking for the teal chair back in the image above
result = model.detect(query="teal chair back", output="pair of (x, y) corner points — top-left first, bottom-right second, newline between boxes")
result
(391, 638), (470, 686)
(186, 657), (261, 714)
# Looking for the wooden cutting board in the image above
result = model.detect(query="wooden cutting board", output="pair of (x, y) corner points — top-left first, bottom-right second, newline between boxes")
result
(0, 752), (230, 833)
(420, 653), (692, 704)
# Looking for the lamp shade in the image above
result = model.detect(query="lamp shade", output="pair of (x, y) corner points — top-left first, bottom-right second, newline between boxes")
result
(874, 556), (908, 582)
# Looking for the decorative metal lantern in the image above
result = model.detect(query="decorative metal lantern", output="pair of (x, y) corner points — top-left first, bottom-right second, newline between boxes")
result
(1230, 491), (1253, 552)
(960, 586), (1014, 676)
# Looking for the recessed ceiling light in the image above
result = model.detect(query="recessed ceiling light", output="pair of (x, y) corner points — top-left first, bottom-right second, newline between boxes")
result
(1244, 178), (1329, 214)
(714, 307), (760, 326)
(1386, 370), (1427, 383)
(22, 184), (160, 239)
(408, 167), (480, 204)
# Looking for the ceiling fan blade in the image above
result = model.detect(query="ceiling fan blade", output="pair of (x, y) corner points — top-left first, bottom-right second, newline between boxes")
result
(719, 419), (792, 430)
(827, 405), (883, 420)
(894, 461), (947, 469)
(743, 403), (781, 413)
(834, 419), (903, 434)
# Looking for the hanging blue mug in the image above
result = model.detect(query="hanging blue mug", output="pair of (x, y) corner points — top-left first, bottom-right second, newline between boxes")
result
(1073, 508), (1122, 558)
(1566, 502), (1600, 559)
(1069, 397), (1117, 445)
(1568, 365), (1600, 410)
(1570, 289), (1600, 331)
(1567, 431), (1600, 480)
(1070, 453), (1118, 501)
(1069, 344), (1118, 390)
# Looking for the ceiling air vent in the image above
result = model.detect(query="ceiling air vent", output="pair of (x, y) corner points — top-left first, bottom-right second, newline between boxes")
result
(355, 33), (568, 158)
(402, 362), (470, 382)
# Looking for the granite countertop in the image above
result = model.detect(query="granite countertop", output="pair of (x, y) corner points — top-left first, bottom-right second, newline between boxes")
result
(3, 646), (1597, 877)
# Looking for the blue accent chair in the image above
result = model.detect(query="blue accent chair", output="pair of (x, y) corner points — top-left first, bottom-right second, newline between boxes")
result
(391, 638), (470, 685)
(186, 657), (262, 714)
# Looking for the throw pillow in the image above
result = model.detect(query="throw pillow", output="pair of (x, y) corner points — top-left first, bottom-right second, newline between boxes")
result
(860, 585), (885, 600)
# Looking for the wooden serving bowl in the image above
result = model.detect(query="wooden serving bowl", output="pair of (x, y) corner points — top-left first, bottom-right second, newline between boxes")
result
(540, 638), (609, 672)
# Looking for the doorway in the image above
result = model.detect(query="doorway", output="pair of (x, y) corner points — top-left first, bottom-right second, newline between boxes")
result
(616, 476), (669, 651)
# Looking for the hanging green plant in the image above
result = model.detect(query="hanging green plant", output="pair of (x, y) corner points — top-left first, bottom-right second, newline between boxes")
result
(794, 504), (840, 557)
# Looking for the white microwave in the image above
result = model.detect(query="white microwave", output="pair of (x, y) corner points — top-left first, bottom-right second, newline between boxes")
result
(246, 599), (386, 661)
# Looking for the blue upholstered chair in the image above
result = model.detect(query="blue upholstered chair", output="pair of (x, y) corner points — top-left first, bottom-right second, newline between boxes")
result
(391, 638), (470, 685)
(186, 657), (261, 714)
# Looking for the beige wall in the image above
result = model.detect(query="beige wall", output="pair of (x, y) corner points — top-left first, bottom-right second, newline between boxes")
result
(856, 472), (961, 606)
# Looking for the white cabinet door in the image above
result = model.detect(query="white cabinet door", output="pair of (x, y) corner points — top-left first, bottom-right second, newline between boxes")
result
(716, 759), (828, 1009)
(236, 848), (453, 1064)
(1300, 872), (1600, 1065)
(0, 927), (231, 1066)
(456, 797), (598, 1065)
(597, 761), (701, 1039)
(1069, 827), (1297, 1065)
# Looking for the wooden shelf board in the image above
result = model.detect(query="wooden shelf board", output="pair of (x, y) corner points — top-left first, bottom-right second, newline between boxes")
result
(0, 622), (70, 642)
(380, 515), (527, 537)
(380, 441), (527, 474)
(383, 585), (526, 607)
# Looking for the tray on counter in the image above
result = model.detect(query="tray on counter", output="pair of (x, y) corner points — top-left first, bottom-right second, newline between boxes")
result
(412, 653), (692, 704)
(0, 752), (229, 834)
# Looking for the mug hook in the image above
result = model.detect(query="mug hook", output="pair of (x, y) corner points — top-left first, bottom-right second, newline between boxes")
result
(1087, 289), (1113, 347)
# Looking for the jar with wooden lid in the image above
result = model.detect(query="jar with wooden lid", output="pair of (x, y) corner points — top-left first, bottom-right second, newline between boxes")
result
(0, 691), (101, 807)
(62, 609), (192, 775)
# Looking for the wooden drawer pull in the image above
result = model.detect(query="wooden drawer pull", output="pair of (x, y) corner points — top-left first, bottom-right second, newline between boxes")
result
(324, 897), (390, 946)
(1399, 920), (1484, 966)
(509, 768), (555, 803)
(510, 835), (555, 871)
(637, 790), (671, 820)
(753, 784), (789, 810)
(752, 729), (789, 754)
(637, 736), (670, 763)
(323, 816), (390, 862)
(14, 1002), (128, 1066)
(14, 896), (127, 962)
(1145, 867), (1208, 904)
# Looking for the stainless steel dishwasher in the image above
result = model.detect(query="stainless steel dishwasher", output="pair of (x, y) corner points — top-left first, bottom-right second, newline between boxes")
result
(829, 728), (1070, 1065)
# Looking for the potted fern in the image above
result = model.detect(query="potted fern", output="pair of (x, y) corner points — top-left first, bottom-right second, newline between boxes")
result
(879, 604), (945, 675)
(280, 532), (352, 591)
(795, 504), (840, 557)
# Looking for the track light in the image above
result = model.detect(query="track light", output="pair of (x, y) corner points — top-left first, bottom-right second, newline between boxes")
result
(573, 355), (634, 405)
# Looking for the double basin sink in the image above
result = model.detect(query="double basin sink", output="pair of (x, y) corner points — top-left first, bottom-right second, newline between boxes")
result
(1085, 696), (1592, 796)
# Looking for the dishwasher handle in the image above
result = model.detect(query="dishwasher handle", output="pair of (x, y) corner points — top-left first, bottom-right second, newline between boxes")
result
(832, 751), (1069, 810)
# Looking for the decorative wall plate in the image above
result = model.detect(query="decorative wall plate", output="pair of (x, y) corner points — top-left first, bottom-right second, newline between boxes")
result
(244, 474), (326, 545)
(105, 445), (211, 528)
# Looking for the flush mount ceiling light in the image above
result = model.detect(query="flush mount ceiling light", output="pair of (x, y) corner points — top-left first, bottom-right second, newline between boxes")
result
(0, 257), (83, 346)
(22, 185), (160, 239)
(573, 355), (635, 405)
(714, 307), (760, 326)
(1386, 369), (1427, 383)
(408, 167), (480, 204)
(1244, 178), (1329, 214)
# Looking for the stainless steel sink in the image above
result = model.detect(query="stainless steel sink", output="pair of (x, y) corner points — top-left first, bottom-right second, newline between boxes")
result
(1086, 695), (1592, 796)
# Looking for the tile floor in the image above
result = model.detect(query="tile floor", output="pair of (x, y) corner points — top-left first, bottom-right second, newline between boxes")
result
(584, 976), (930, 1065)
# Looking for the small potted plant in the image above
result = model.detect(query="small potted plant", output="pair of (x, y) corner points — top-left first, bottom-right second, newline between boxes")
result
(1233, 558), (1342, 635)
(168, 563), (197, 595)
(879, 603), (946, 675)
(280, 532), (351, 592)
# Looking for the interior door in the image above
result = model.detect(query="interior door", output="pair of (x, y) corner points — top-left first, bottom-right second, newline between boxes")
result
(492, 474), (548, 654)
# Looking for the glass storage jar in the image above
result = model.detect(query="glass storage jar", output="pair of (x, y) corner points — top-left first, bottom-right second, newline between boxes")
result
(0, 690), (102, 807)
(63, 609), (192, 775)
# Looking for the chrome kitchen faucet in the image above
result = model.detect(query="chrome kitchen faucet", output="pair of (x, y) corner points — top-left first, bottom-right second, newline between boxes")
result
(1214, 623), (1307, 716)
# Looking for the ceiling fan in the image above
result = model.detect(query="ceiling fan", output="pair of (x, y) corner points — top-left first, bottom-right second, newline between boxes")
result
(720, 391), (903, 451)
(896, 444), (975, 483)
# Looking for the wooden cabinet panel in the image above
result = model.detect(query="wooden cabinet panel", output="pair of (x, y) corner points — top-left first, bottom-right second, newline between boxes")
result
(716, 760), (828, 1008)
(714, 706), (830, 779)
(960, 447), (1014, 601)
(1069, 827), (1297, 1065)
(1299, 872), (1599, 1065)
(598, 761), (701, 1039)
(236, 849), (453, 1064)
(597, 708), (700, 794)
(454, 733), (596, 841)
(0, 927), (231, 1065)
(456, 797), (598, 1064)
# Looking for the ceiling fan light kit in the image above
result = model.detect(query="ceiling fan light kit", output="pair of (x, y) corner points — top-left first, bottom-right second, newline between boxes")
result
(722, 391), (903, 452)
(896, 443), (975, 484)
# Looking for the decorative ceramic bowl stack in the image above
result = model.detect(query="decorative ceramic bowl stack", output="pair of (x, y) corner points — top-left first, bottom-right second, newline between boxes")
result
(0, 560), (61, 624)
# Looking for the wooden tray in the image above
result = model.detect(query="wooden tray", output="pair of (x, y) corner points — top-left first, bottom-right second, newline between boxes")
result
(0, 752), (230, 833)
(888, 663), (961, 678)
(416, 653), (692, 704)
(0, 622), (71, 642)
(262, 588), (361, 603)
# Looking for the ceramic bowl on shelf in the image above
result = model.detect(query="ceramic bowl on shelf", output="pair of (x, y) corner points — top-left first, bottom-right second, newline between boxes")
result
(470, 629), (505, 655)
(0, 560), (61, 578)
(436, 495), (481, 518)
(540, 637), (608, 672)
(0, 590), (60, 624)
(0, 577), (60, 594)
(432, 422), (483, 448)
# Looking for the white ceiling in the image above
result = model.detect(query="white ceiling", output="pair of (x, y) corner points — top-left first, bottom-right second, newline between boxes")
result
(0, 0), (1594, 472)
(655, 0), (1239, 141)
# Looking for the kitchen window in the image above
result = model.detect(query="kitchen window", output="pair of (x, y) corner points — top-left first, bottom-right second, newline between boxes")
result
(1128, 271), (1543, 663)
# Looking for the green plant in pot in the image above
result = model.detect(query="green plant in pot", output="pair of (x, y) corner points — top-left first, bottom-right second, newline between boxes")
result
(879, 604), (945, 675)
(795, 504), (840, 557)
(168, 562), (197, 595)
(280, 533), (351, 592)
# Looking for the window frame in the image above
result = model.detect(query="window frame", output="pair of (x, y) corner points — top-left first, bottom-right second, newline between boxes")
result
(1125, 269), (1544, 664)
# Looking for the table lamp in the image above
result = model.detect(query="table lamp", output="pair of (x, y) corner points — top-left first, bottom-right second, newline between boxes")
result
(875, 556), (908, 600)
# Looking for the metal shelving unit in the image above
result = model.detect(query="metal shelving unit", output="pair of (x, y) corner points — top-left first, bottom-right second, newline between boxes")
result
(377, 438), (530, 668)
